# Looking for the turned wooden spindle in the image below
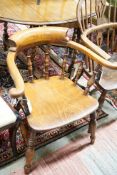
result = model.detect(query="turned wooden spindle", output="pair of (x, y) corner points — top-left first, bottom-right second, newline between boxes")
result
(84, 62), (102, 95)
(106, 1), (111, 52)
(68, 33), (77, 77)
(97, 31), (103, 47)
(27, 50), (33, 83)
(90, 0), (92, 27)
(84, 73), (95, 95)
(88, 112), (97, 144)
(111, 2), (116, 51)
(44, 52), (50, 80)
(74, 62), (83, 85)
(24, 130), (36, 174)
(60, 54), (67, 79)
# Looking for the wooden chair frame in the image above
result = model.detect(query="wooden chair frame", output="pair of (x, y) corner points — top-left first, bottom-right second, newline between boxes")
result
(76, 0), (117, 108)
(6, 26), (117, 174)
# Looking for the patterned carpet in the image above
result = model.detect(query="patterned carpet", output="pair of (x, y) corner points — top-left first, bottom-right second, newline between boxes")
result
(0, 22), (116, 167)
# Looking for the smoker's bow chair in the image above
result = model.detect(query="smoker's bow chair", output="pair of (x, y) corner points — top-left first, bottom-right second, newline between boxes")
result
(77, 0), (117, 108)
(7, 26), (117, 174)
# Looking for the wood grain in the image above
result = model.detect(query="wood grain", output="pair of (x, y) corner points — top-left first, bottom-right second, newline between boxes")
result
(24, 76), (98, 130)
(0, 0), (95, 26)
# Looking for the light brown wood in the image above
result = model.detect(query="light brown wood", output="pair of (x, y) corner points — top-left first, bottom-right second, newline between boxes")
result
(67, 40), (117, 69)
(7, 27), (117, 98)
(81, 23), (117, 60)
(76, 0), (117, 108)
(7, 51), (24, 98)
(6, 26), (101, 174)
(9, 27), (69, 50)
(24, 76), (98, 131)
(0, 0), (96, 26)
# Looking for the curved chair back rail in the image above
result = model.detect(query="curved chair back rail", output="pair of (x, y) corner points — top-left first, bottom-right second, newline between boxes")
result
(9, 27), (69, 50)
(76, 0), (117, 109)
(7, 27), (117, 98)
(81, 23), (117, 60)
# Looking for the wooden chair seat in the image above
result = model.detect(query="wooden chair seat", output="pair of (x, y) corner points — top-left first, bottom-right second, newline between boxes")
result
(25, 76), (98, 130)
(99, 66), (117, 90)
(0, 96), (16, 128)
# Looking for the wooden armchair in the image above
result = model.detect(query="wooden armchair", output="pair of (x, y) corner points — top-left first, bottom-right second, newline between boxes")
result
(76, 0), (117, 108)
(6, 26), (117, 174)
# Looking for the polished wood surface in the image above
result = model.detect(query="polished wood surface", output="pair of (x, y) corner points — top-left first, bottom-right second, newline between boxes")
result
(7, 26), (99, 174)
(0, 0), (96, 25)
(25, 76), (98, 130)
(7, 27), (117, 98)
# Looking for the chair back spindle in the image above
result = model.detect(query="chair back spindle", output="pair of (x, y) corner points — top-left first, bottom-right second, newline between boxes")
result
(27, 50), (34, 83)
(44, 52), (50, 80)
(61, 54), (67, 79)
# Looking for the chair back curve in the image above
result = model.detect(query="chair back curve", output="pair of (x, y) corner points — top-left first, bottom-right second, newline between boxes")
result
(7, 26), (117, 99)
(9, 27), (69, 51)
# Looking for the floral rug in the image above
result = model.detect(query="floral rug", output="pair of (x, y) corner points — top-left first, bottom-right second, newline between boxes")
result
(0, 22), (115, 166)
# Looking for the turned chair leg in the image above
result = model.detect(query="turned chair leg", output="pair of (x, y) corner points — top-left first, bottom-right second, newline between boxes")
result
(98, 90), (107, 109)
(24, 129), (36, 174)
(88, 112), (97, 144)
(20, 119), (29, 145)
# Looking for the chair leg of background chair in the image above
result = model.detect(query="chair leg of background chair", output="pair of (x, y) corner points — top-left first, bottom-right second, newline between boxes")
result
(24, 129), (36, 174)
(98, 90), (107, 109)
(88, 112), (97, 144)
(9, 121), (20, 157)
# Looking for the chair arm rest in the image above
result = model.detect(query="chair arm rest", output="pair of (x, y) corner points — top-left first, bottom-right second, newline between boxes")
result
(81, 22), (117, 60)
(67, 41), (117, 70)
(7, 51), (24, 98)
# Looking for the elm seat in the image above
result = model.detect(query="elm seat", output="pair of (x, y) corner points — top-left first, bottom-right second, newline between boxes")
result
(99, 66), (117, 90)
(25, 76), (98, 131)
(0, 97), (16, 128)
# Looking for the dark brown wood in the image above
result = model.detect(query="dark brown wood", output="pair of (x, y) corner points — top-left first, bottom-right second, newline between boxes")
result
(88, 112), (96, 144)
(44, 52), (50, 80)
(36, 0), (40, 5)
(84, 73), (95, 95)
(98, 90), (107, 108)
(74, 62), (83, 85)
(24, 129), (36, 174)
(3, 22), (8, 51)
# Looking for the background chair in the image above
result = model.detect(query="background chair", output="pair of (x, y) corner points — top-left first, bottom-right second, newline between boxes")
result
(76, 0), (117, 108)
(0, 86), (29, 166)
(7, 26), (117, 174)
(0, 89), (19, 158)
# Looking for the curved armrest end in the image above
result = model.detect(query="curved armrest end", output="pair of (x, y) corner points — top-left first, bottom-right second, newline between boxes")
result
(7, 51), (25, 98)
(9, 87), (24, 98)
